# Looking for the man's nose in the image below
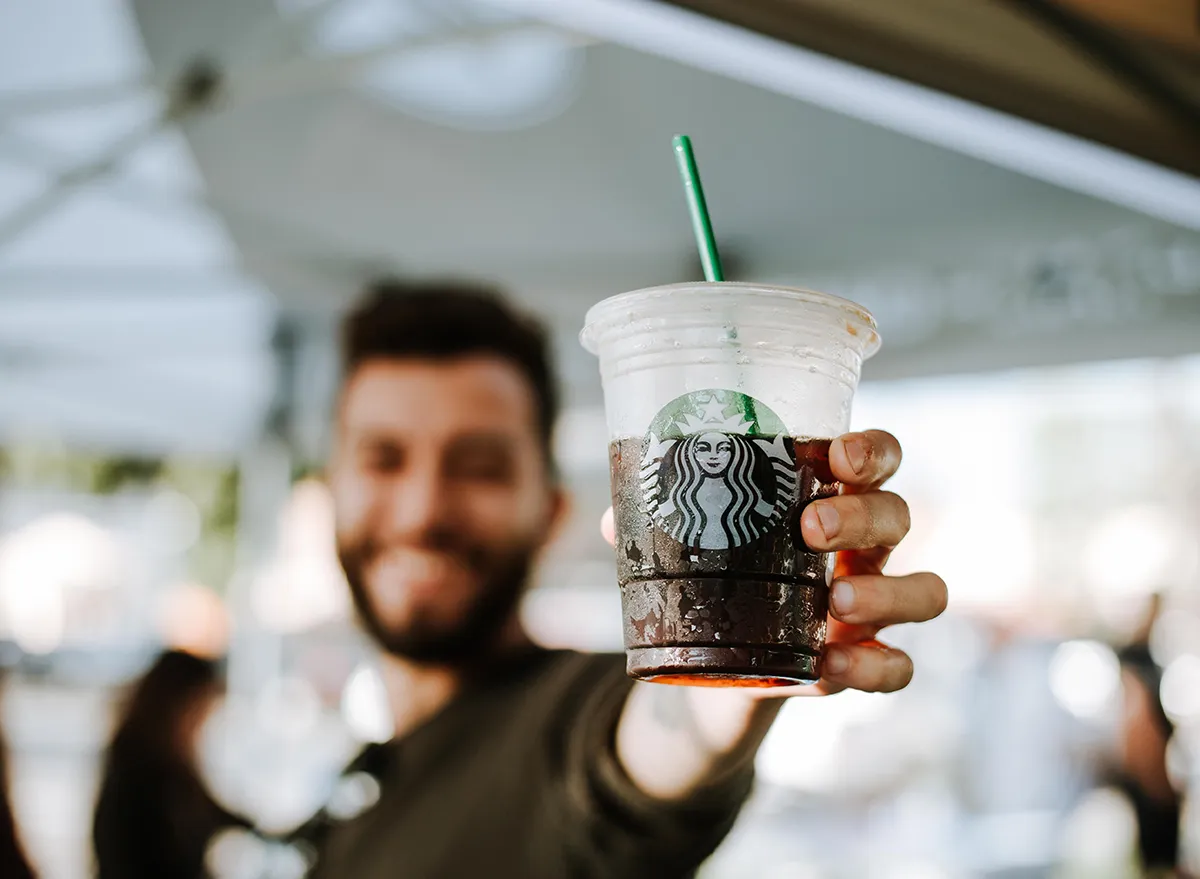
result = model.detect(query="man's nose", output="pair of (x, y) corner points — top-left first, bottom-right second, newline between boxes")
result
(384, 469), (453, 541)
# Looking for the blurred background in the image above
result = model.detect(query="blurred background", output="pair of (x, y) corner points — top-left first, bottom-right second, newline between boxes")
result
(1, 0), (1199, 876)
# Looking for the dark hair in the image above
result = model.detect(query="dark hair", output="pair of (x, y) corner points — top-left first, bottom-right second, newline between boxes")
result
(342, 279), (559, 462)
(107, 650), (219, 768)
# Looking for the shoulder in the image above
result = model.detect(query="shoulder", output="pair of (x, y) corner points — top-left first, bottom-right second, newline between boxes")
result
(543, 650), (631, 708)
(513, 650), (628, 706)
(539, 650), (627, 687)
(499, 650), (630, 738)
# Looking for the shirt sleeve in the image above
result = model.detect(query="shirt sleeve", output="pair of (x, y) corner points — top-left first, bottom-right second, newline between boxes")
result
(552, 656), (755, 879)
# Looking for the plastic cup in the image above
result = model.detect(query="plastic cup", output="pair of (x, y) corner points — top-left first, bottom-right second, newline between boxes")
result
(581, 282), (880, 686)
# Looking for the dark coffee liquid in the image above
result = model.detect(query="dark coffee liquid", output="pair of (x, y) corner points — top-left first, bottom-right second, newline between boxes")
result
(609, 436), (838, 686)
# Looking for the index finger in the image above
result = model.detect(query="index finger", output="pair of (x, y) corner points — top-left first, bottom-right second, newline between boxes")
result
(831, 430), (901, 491)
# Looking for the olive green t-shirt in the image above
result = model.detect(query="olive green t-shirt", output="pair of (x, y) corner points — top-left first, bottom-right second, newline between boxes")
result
(304, 649), (753, 879)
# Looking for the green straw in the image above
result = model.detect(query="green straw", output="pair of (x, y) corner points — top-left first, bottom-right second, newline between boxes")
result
(672, 135), (758, 429)
(672, 134), (724, 282)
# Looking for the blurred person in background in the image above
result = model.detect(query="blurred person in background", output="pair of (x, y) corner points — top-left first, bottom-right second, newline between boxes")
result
(92, 649), (254, 879)
(1112, 594), (1182, 876)
(957, 617), (1098, 878)
(0, 703), (36, 879)
(290, 280), (948, 879)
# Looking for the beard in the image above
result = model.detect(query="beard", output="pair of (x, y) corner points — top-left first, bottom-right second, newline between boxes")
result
(337, 530), (536, 666)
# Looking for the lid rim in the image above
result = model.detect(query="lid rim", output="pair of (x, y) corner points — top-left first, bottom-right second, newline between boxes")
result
(581, 282), (880, 359)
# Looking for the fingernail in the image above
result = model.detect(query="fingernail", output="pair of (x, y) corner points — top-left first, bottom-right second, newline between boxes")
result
(843, 437), (868, 475)
(816, 503), (839, 538)
(830, 580), (855, 617)
(824, 648), (850, 676)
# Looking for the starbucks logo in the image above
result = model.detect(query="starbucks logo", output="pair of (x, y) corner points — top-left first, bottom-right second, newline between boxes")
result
(641, 390), (797, 550)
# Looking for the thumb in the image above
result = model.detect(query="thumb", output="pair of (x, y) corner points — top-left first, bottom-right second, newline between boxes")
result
(600, 507), (615, 545)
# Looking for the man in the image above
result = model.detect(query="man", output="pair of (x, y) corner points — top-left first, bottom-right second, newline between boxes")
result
(305, 279), (947, 878)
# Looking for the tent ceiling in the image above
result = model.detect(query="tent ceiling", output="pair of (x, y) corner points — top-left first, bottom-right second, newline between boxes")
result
(0, 0), (276, 459)
(130, 0), (1200, 398)
(2, 0), (1199, 459)
(662, 0), (1200, 177)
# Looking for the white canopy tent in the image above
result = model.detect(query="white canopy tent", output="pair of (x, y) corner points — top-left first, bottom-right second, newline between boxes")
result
(1, 0), (1198, 461)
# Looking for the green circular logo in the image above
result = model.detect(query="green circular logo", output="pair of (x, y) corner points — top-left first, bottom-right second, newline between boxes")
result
(641, 389), (796, 550)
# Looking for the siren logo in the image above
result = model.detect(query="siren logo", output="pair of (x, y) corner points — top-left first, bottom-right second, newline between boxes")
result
(641, 390), (797, 550)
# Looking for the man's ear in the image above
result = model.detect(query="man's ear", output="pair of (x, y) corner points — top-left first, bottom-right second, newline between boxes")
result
(541, 487), (572, 548)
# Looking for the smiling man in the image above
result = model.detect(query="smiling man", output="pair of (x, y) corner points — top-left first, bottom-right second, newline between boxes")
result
(302, 279), (946, 878)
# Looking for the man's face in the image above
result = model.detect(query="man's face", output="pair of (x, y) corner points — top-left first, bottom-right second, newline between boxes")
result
(329, 356), (559, 664)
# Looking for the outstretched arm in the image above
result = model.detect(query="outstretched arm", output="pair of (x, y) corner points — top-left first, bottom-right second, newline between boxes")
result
(615, 682), (781, 800)
(610, 430), (948, 800)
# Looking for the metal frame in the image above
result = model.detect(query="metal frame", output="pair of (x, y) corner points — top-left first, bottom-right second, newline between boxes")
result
(485, 0), (1200, 231)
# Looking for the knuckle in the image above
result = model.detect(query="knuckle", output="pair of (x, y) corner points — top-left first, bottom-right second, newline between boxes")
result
(877, 579), (903, 623)
(851, 495), (879, 545)
(849, 491), (872, 521)
(850, 493), (908, 548)
(854, 575), (890, 618)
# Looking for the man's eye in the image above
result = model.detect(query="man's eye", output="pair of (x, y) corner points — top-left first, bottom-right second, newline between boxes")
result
(362, 446), (403, 473)
(449, 453), (513, 482)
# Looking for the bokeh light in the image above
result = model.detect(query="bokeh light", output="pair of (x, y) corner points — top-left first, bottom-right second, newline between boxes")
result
(1048, 640), (1120, 721)
(1082, 504), (1189, 599)
(341, 662), (392, 744)
(0, 513), (124, 653)
(1161, 655), (1200, 723)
